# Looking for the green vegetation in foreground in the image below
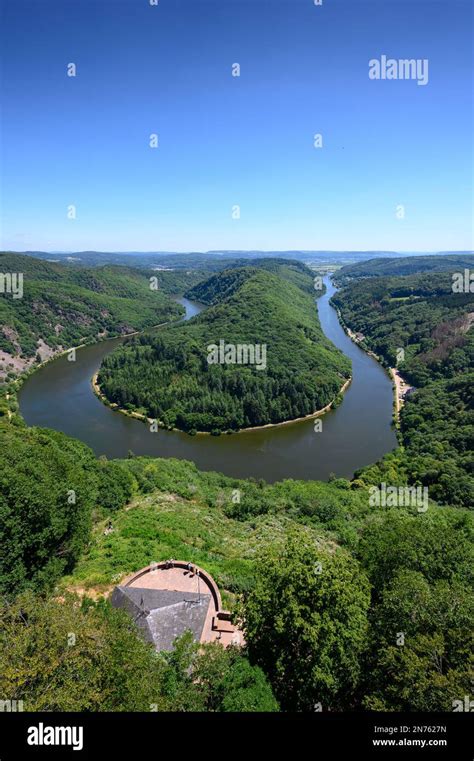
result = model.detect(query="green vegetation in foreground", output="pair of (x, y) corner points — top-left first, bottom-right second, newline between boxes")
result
(2, 414), (472, 712)
(62, 457), (356, 600)
(0, 252), (184, 378)
(333, 270), (473, 508)
(98, 263), (350, 432)
(0, 594), (277, 712)
(1, 254), (472, 713)
(0, 416), (472, 712)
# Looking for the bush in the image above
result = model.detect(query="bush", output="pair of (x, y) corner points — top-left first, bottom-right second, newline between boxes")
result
(0, 424), (98, 596)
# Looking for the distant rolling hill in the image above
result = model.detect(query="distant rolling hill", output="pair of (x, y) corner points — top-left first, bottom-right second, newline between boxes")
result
(334, 253), (474, 283)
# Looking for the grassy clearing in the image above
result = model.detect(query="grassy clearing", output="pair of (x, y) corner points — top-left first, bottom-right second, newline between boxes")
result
(63, 486), (325, 607)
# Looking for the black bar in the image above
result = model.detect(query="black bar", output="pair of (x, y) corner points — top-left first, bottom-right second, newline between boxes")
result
(0, 712), (472, 759)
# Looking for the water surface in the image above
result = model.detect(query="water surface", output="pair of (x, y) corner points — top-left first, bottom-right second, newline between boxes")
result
(19, 282), (397, 481)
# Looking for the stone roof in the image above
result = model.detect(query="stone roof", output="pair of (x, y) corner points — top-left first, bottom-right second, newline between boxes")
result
(111, 561), (244, 649)
(111, 586), (212, 652)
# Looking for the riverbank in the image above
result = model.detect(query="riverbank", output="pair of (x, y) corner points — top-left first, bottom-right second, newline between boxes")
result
(92, 372), (352, 435)
(389, 367), (416, 416)
(331, 299), (412, 424)
(19, 280), (397, 482)
(2, 311), (186, 421)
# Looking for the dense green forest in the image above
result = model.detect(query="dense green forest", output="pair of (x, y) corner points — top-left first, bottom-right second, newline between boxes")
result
(186, 258), (317, 302)
(0, 417), (472, 712)
(333, 270), (474, 507)
(98, 264), (350, 432)
(0, 253), (185, 378)
(1, 253), (472, 713)
(332, 271), (473, 383)
(334, 253), (474, 282)
(0, 592), (277, 712)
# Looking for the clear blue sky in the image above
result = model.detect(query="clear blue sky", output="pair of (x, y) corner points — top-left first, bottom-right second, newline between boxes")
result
(1, 0), (472, 253)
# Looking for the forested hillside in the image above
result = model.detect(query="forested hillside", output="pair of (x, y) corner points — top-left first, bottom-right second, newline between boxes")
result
(97, 266), (350, 432)
(1, 416), (472, 712)
(186, 259), (317, 303)
(332, 271), (473, 384)
(0, 253), (183, 379)
(334, 253), (474, 282)
(333, 270), (474, 507)
(1, 253), (472, 713)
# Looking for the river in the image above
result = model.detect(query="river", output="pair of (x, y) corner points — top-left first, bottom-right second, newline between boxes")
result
(18, 280), (397, 482)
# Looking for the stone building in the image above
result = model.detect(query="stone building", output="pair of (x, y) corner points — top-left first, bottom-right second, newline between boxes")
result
(111, 560), (243, 651)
